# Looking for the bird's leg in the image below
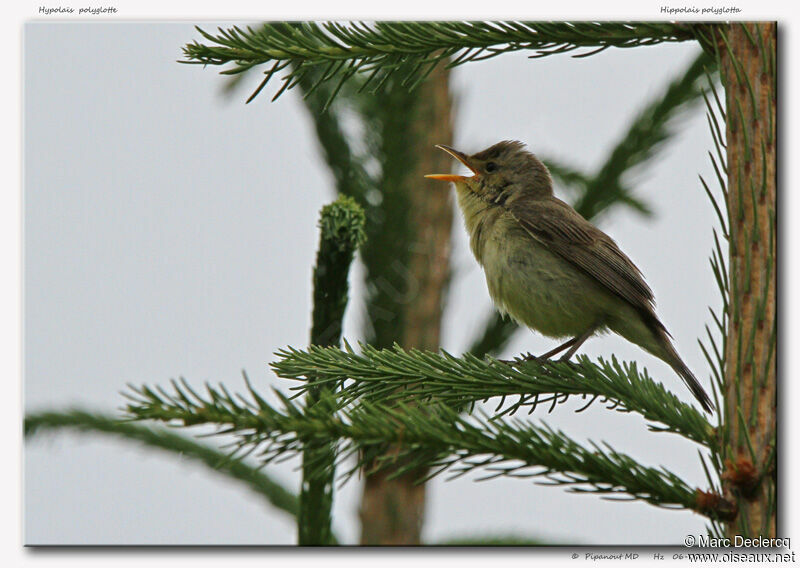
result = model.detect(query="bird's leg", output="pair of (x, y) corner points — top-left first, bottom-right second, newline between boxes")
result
(500, 326), (598, 366)
(500, 336), (578, 365)
(558, 326), (598, 361)
(537, 336), (580, 360)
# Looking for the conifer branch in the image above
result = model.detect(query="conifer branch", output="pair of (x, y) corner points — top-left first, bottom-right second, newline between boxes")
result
(272, 344), (713, 446)
(572, 49), (716, 221)
(294, 66), (375, 202)
(122, 381), (731, 518)
(182, 22), (696, 105)
(24, 409), (300, 519)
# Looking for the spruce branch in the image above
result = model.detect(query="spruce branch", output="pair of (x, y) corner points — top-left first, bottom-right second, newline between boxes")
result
(24, 409), (300, 520)
(293, 59), (428, 350)
(542, 155), (653, 218)
(182, 22), (696, 106)
(294, 65), (375, 203)
(676, 70), (733, 531)
(572, 49), (717, 221)
(342, 64), (429, 349)
(122, 381), (730, 518)
(697, 73), (729, 425)
(272, 344), (713, 446)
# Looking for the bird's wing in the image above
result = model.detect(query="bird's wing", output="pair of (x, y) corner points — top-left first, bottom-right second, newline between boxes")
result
(507, 196), (656, 314)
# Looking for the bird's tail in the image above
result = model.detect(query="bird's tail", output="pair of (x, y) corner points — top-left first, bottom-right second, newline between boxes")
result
(634, 315), (715, 413)
(669, 357), (714, 414)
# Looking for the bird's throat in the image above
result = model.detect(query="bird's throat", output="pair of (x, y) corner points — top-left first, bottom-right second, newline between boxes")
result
(455, 184), (504, 265)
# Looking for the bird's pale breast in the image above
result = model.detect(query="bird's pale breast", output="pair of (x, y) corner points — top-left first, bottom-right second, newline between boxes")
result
(476, 213), (614, 338)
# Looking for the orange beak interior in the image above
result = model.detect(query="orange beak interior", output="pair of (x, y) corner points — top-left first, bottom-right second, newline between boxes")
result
(425, 145), (480, 182)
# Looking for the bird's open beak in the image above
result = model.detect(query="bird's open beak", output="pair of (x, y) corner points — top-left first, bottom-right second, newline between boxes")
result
(424, 145), (480, 182)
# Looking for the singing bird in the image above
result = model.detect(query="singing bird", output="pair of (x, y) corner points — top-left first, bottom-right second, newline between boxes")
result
(426, 140), (713, 413)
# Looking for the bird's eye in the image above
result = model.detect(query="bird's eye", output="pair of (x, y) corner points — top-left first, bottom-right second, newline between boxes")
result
(485, 162), (498, 173)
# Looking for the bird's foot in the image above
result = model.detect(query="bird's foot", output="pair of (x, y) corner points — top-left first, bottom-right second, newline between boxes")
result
(499, 352), (543, 366)
(498, 352), (582, 375)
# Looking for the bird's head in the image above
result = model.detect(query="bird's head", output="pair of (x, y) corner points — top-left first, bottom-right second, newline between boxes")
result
(425, 140), (553, 204)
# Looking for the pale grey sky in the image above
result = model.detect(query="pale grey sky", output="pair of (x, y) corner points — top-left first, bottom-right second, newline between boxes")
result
(24, 22), (721, 545)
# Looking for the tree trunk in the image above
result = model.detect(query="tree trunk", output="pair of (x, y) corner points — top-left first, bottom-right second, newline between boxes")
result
(359, 61), (454, 545)
(717, 22), (776, 538)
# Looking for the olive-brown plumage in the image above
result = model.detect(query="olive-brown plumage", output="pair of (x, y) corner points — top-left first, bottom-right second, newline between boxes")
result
(426, 140), (713, 412)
